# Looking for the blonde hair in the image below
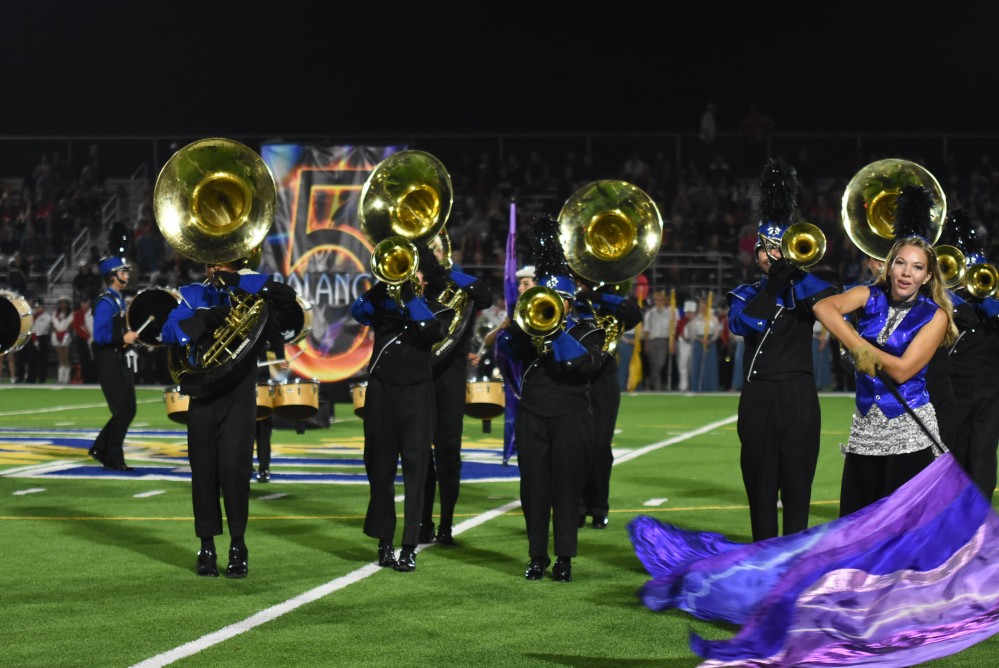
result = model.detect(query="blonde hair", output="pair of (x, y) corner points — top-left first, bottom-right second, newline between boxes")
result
(877, 236), (958, 347)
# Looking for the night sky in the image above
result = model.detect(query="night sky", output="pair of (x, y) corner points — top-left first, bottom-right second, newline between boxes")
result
(4, 4), (998, 139)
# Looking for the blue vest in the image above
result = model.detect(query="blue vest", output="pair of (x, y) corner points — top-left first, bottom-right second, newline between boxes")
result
(855, 288), (939, 418)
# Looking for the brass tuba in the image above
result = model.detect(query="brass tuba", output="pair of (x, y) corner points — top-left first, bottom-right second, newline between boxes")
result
(513, 286), (566, 354)
(780, 222), (827, 268)
(558, 180), (663, 353)
(842, 158), (946, 260)
(358, 150), (473, 363)
(153, 138), (277, 392)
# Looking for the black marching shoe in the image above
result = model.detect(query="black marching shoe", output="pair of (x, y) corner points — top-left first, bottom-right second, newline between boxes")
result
(394, 547), (417, 572)
(225, 545), (248, 578)
(435, 525), (455, 546)
(377, 544), (397, 568)
(417, 522), (436, 544)
(196, 549), (219, 577)
(591, 516), (609, 529)
(553, 557), (572, 582)
(103, 463), (135, 472)
(256, 469), (270, 483)
(524, 556), (551, 581)
(87, 447), (105, 465)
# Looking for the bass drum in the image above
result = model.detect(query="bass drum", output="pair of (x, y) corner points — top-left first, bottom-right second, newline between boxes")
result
(256, 382), (274, 420)
(272, 378), (320, 421)
(278, 294), (313, 345)
(127, 287), (181, 347)
(0, 290), (33, 355)
(464, 380), (505, 419)
(350, 381), (367, 419)
(163, 386), (189, 424)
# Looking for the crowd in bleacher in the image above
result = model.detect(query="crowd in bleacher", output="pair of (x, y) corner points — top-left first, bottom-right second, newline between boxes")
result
(3, 132), (999, 387)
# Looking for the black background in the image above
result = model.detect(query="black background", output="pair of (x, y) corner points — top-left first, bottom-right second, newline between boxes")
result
(4, 3), (999, 138)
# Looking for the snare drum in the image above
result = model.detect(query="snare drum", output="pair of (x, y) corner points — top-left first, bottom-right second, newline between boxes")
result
(0, 290), (33, 355)
(163, 386), (190, 424)
(272, 378), (320, 421)
(350, 381), (367, 419)
(464, 380), (505, 419)
(256, 382), (274, 420)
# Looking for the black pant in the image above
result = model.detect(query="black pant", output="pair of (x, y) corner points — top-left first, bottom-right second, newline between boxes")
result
(422, 358), (466, 530)
(580, 370), (619, 518)
(255, 417), (272, 471)
(953, 383), (999, 501)
(363, 376), (435, 546)
(737, 375), (820, 541)
(91, 345), (136, 468)
(839, 448), (935, 517)
(517, 407), (593, 559)
(187, 367), (256, 539)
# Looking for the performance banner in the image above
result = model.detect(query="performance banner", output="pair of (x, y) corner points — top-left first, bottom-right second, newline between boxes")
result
(259, 144), (405, 383)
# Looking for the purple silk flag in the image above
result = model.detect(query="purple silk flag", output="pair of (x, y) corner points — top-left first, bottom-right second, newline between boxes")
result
(497, 201), (523, 463)
(629, 452), (999, 667)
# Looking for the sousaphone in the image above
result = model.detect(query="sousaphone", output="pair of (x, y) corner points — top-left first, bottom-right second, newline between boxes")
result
(153, 138), (277, 396)
(558, 180), (663, 352)
(358, 150), (472, 363)
(842, 158), (946, 260)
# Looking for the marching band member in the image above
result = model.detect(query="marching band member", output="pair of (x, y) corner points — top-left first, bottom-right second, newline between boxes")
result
(813, 185), (957, 515)
(160, 260), (296, 578)
(88, 256), (139, 471)
(574, 281), (642, 530)
(498, 214), (604, 582)
(350, 257), (450, 573)
(418, 241), (493, 546)
(727, 158), (836, 540)
(939, 208), (999, 500)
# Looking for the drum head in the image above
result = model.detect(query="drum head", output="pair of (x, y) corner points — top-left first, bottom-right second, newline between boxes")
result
(0, 291), (32, 354)
(128, 288), (181, 346)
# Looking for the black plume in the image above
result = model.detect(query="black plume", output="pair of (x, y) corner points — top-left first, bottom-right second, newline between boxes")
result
(531, 213), (570, 279)
(107, 221), (131, 256)
(940, 207), (983, 255)
(893, 185), (935, 241)
(417, 244), (448, 292)
(758, 157), (798, 226)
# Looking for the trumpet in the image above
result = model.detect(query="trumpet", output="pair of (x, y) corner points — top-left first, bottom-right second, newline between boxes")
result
(935, 244), (967, 289)
(966, 262), (999, 299)
(513, 286), (566, 354)
(780, 222), (827, 268)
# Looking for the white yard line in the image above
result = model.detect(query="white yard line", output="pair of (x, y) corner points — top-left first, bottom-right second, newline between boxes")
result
(130, 416), (735, 668)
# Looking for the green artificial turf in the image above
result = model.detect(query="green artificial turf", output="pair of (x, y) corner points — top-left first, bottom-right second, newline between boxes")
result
(0, 387), (995, 667)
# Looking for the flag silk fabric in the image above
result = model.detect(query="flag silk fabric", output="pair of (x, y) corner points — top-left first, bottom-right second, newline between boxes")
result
(628, 452), (999, 667)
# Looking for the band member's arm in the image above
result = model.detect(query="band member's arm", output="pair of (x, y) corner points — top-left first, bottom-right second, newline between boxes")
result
(497, 323), (534, 362)
(557, 320), (605, 374)
(741, 258), (801, 320)
(404, 282), (448, 344)
(92, 296), (134, 347)
(448, 268), (493, 310)
(814, 286), (946, 383)
(160, 287), (228, 346)
(592, 292), (643, 330)
(349, 283), (389, 326)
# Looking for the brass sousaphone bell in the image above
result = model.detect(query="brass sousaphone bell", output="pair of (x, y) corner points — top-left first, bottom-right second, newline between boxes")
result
(152, 138), (277, 394)
(558, 180), (664, 286)
(842, 158), (946, 261)
(558, 180), (663, 353)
